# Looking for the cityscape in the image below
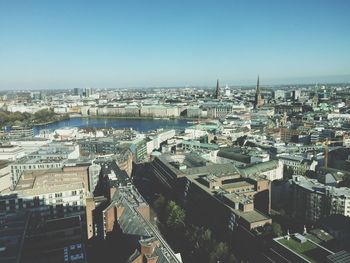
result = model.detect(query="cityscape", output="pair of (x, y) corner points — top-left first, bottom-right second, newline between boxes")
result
(1, 1), (350, 263)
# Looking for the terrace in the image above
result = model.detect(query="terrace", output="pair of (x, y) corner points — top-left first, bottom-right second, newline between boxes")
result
(275, 235), (333, 263)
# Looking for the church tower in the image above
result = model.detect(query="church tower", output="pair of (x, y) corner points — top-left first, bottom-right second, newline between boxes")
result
(312, 83), (319, 109)
(254, 75), (263, 108)
(215, 79), (220, 99)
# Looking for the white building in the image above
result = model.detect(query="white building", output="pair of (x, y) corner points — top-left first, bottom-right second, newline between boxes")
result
(146, 129), (176, 155)
(88, 163), (101, 193)
(11, 138), (51, 154)
(0, 167), (88, 216)
(0, 145), (26, 161)
(0, 161), (12, 193)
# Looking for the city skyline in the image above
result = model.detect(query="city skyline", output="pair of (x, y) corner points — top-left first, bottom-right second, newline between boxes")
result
(0, 0), (350, 90)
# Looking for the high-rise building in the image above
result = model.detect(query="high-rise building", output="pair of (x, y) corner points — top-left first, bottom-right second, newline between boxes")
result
(84, 87), (93, 97)
(254, 75), (264, 108)
(73, 88), (81, 96)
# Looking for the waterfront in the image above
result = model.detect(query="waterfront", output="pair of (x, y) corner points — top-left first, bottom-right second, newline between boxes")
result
(33, 117), (191, 135)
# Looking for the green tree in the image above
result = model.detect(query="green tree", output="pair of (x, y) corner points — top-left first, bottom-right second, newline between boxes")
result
(165, 201), (185, 230)
(153, 194), (166, 221)
(283, 165), (294, 180)
(33, 109), (56, 123)
(209, 242), (237, 263)
(271, 222), (283, 237)
(304, 170), (317, 178)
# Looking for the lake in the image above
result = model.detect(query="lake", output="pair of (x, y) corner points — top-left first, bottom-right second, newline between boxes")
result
(33, 117), (191, 135)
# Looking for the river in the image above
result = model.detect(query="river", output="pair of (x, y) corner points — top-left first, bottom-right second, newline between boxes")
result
(33, 117), (191, 135)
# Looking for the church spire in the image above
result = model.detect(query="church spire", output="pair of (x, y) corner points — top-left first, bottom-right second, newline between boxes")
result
(215, 79), (220, 99)
(254, 75), (263, 109)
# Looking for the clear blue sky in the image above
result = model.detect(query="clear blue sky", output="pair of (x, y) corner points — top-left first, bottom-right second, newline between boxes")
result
(0, 0), (349, 90)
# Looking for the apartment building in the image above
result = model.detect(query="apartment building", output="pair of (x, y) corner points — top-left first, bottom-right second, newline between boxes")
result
(291, 175), (350, 222)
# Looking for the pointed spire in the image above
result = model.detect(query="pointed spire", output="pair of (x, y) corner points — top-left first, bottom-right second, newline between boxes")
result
(254, 74), (263, 109)
(215, 79), (220, 99)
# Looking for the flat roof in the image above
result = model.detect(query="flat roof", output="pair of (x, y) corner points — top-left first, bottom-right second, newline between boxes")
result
(15, 169), (86, 196)
(275, 235), (333, 263)
(221, 181), (252, 190)
(234, 209), (270, 223)
(327, 250), (350, 263)
(0, 160), (11, 170)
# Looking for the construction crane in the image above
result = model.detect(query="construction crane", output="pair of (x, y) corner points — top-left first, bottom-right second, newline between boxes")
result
(316, 138), (343, 169)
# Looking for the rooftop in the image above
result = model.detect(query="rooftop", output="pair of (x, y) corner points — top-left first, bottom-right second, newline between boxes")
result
(234, 208), (270, 223)
(238, 160), (279, 178)
(14, 168), (86, 196)
(292, 175), (350, 198)
(275, 235), (333, 263)
(0, 160), (11, 170)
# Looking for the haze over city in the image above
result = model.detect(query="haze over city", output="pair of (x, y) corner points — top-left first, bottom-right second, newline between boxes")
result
(1, 0), (350, 90)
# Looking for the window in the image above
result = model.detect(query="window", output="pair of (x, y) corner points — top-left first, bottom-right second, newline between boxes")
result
(33, 196), (40, 207)
(0, 201), (6, 211)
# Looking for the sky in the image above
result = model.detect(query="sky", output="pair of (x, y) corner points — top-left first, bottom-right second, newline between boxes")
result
(0, 0), (350, 90)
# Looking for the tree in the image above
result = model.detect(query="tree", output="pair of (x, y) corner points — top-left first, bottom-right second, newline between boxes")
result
(278, 208), (286, 217)
(34, 109), (55, 123)
(165, 201), (185, 230)
(186, 226), (238, 263)
(305, 170), (317, 179)
(283, 165), (294, 180)
(271, 222), (283, 237)
(153, 194), (166, 220)
(209, 242), (237, 263)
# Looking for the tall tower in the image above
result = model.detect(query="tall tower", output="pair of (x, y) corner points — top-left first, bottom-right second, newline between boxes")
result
(254, 75), (263, 108)
(312, 83), (319, 109)
(215, 79), (220, 99)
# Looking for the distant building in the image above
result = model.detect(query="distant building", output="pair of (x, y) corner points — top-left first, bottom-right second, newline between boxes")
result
(83, 87), (93, 97)
(203, 102), (235, 118)
(5, 126), (33, 139)
(215, 79), (221, 99)
(215, 147), (271, 166)
(275, 104), (303, 114)
(273, 89), (285, 100)
(30, 91), (42, 100)
(254, 75), (264, 109)
(278, 154), (317, 175)
(73, 88), (81, 96)
(0, 145), (26, 161)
